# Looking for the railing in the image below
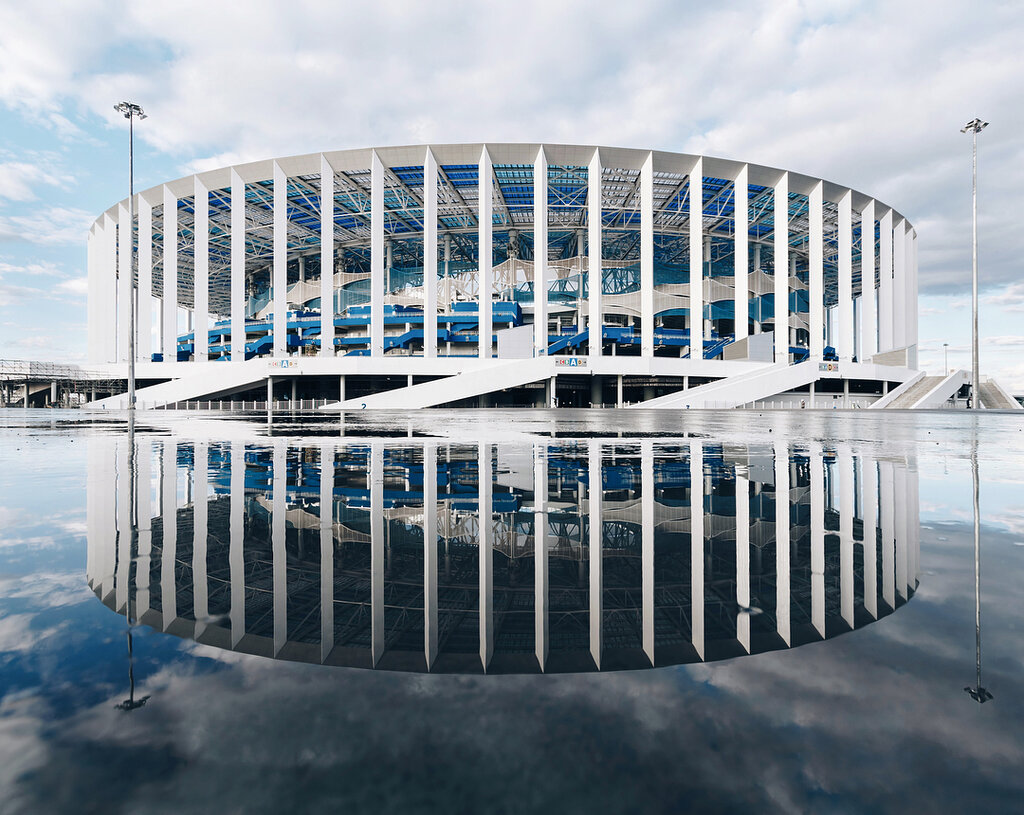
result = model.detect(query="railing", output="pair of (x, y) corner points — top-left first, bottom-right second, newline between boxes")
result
(151, 399), (336, 411)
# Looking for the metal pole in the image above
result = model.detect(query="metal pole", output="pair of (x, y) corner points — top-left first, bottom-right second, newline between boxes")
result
(128, 113), (136, 410)
(971, 127), (979, 408)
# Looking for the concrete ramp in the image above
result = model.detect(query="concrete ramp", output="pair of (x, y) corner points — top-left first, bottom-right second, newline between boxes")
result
(980, 377), (1022, 410)
(89, 361), (271, 409)
(628, 360), (820, 409)
(322, 357), (553, 410)
(869, 372), (928, 409)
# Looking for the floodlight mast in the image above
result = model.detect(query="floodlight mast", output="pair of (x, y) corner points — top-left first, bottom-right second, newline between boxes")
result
(114, 101), (147, 410)
(960, 117), (988, 409)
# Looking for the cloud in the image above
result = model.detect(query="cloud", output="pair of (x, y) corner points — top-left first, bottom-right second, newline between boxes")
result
(0, 206), (95, 245)
(0, 160), (75, 203)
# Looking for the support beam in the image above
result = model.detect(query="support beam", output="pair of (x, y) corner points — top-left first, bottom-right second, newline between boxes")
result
(138, 196), (152, 362)
(640, 152), (654, 357)
(808, 181), (824, 358)
(162, 187), (178, 362)
(370, 151), (385, 356)
(320, 155), (335, 358)
(272, 162), (287, 357)
(861, 200), (877, 359)
(478, 146), (493, 360)
(838, 189), (853, 361)
(424, 148), (439, 358)
(689, 159), (704, 358)
(588, 148), (602, 357)
(773, 173), (789, 362)
(734, 165), (749, 344)
(534, 147), (549, 357)
(193, 175), (209, 361)
(231, 170), (246, 362)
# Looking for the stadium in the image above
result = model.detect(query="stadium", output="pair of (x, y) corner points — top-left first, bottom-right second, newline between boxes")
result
(87, 143), (926, 409)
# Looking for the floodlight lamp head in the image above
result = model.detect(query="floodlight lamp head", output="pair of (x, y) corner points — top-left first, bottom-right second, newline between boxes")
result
(960, 118), (989, 134)
(114, 101), (146, 120)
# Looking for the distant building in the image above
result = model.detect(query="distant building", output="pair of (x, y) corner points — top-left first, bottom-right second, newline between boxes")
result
(86, 144), (920, 408)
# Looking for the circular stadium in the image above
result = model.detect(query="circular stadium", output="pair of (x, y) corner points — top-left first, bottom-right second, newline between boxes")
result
(86, 144), (920, 409)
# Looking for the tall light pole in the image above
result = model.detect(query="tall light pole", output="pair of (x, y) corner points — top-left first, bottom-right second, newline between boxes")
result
(961, 117), (988, 409)
(114, 101), (147, 410)
(943, 342), (949, 375)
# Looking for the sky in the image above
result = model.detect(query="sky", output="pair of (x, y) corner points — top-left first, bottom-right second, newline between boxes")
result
(0, 0), (1021, 389)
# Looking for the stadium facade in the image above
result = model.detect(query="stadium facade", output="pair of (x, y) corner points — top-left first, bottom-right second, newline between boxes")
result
(86, 144), (920, 409)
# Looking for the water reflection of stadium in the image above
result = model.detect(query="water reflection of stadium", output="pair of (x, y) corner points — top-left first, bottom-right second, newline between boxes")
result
(88, 436), (919, 673)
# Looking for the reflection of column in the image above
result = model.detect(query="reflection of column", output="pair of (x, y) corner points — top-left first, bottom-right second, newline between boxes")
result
(534, 444), (548, 671)
(424, 442), (438, 670)
(736, 469), (750, 653)
(880, 460), (896, 610)
(588, 440), (602, 669)
(895, 462), (908, 600)
(641, 440), (655, 665)
(810, 445), (825, 637)
(479, 442), (494, 672)
(161, 440), (177, 630)
(320, 443), (334, 664)
(115, 437), (131, 613)
(370, 444), (384, 666)
(909, 463), (920, 593)
(775, 442), (791, 645)
(690, 441), (705, 659)
(839, 448), (855, 628)
(862, 458), (878, 619)
(193, 441), (209, 635)
(230, 441), (245, 646)
(272, 444), (287, 656)
(136, 438), (152, 617)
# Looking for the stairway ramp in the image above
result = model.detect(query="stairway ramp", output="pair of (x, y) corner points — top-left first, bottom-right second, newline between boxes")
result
(979, 377), (1022, 410)
(869, 372), (928, 409)
(627, 360), (820, 409)
(88, 361), (272, 409)
(907, 370), (970, 409)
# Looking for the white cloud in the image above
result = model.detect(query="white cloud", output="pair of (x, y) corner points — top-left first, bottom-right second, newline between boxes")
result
(0, 206), (95, 245)
(0, 160), (75, 203)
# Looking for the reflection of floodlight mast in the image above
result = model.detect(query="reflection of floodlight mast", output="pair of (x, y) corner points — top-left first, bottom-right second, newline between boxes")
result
(960, 117), (988, 410)
(963, 440), (992, 703)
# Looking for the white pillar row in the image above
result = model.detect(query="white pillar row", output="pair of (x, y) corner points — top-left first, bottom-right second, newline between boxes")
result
(319, 156), (335, 358)
(860, 200), (877, 360)
(862, 457), (878, 619)
(320, 443), (334, 663)
(479, 441), (494, 672)
(893, 218), (907, 350)
(162, 186), (178, 362)
(423, 148), (439, 359)
(423, 442), (438, 670)
(588, 148), (602, 356)
(478, 146), (493, 360)
(193, 441), (209, 635)
(773, 172), (789, 363)
(774, 442), (791, 646)
(838, 190), (854, 361)
(230, 170), (246, 362)
(193, 176), (209, 361)
(229, 440), (245, 646)
(808, 182), (825, 358)
(734, 164), (749, 343)
(117, 202), (131, 363)
(735, 469), (751, 653)
(370, 151), (385, 357)
(839, 447), (855, 629)
(640, 152), (655, 358)
(534, 443), (548, 672)
(690, 159), (704, 360)
(370, 444), (384, 666)
(272, 443), (287, 656)
(810, 445), (825, 638)
(690, 440), (705, 660)
(534, 147), (549, 357)
(138, 196), (153, 362)
(272, 161), (288, 358)
(588, 440), (602, 669)
(641, 439), (655, 666)
(878, 209), (894, 352)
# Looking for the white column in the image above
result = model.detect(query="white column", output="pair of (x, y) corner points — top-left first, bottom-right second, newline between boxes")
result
(161, 440), (177, 630)
(735, 469), (750, 653)
(588, 149), (602, 356)
(640, 152), (655, 358)
(370, 151), (385, 356)
(534, 147), (549, 357)
(860, 200), (877, 360)
(272, 162), (288, 357)
(424, 442), (438, 669)
(880, 461), (896, 609)
(478, 146), (493, 360)
(810, 445), (825, 637)
(773, 173), (789, 363)
(479, 441), (493, 671)
(894, 463), (908, 599)
(370, 444), (384, 665)
(907, 228), (918, 352)
(734, 165), (749, 343)
(839, 447), (855, 628)
(193, 441), (209, 634)
(838, 190), (853, 361)
(588, 440), (602, 669)
(862, 458), (878, 619)
(117, 202), (131, 363)
(87, 227), (98, 363)
(641, 439), (655, 665)
(320, 443), (334, 663)
(775, 442), (791, 645)
(230, 169), (246, 362)
(138, 196), (152, 362)
(534, 444), (548, 672)
(690, 440), (705, 659)
(194, 175), (209, 361)
(318, 156), (335, 358)
(102, 215), (118, 363)
(423, 148), (439, 358)
(893, 218), (907, 349)
(230, 440), (245, 646)
(162, 187), (178, 362)
(272, 443), (286, 655)
(690, 159), (704, 360)
(809, 181), (824, 358)
(878, 209), (894, 352)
